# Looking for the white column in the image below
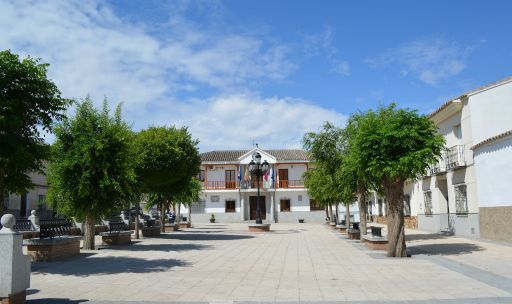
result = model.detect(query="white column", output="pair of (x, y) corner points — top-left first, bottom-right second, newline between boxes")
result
(240, 196), (245, 221)
(0, 214), (31, 302)
(270, 194), (275, 223)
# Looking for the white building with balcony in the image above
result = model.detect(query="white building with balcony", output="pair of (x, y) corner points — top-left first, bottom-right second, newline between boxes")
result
(188, 147), (327, 223)
(408, 76), (512, 240)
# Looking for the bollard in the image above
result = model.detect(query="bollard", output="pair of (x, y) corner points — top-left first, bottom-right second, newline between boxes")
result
(0, 214), (31, 304)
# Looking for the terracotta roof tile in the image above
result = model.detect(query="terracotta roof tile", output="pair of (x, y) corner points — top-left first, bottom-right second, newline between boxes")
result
(200, 149), (309, 162)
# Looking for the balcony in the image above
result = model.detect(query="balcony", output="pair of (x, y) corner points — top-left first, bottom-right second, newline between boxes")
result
(445, 145), (466, 169)
(278, 180), (305, 188)
(428, 156), (446, 175)
(203, 181), (239, 190)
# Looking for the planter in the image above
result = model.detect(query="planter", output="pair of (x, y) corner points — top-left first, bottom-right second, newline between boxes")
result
(210, 219), (216, 223)
(298, 219), (304, 223)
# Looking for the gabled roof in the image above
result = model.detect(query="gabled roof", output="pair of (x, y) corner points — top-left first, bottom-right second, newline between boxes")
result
(200, 149), (309, 162)
(430, 76), (512, 118)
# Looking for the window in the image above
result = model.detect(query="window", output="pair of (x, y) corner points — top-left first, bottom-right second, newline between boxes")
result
(310, 199), (323, 211)
(455, 184), (468, 214)
(404, 195), (411, 216)
(298, 195), (302, 201)
(225, 170), (236, 189)
(191, 200), (205, 214)
(196, 170), (205, 181)
(280, 199), (291, 212)
(424, 191), (433, 215)
(225, 200), (236, 213)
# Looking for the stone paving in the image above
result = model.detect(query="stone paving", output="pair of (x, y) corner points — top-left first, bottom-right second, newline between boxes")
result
(26, 222), (512, 303)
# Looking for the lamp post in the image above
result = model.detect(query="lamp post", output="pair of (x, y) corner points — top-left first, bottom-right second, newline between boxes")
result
(248, 152), (269, 224)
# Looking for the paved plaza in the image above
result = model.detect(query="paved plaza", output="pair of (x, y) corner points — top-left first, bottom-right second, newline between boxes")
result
(27, 223), (512, 303)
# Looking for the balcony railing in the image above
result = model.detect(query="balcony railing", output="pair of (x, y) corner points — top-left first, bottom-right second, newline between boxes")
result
(424, 144), (466, 176)
(278, 180), (304, 188)
(445, 145), (465, 169)
(204, 180), (239, 190)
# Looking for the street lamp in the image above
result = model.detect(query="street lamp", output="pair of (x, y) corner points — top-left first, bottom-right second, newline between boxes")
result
(248, 152), (269, 224)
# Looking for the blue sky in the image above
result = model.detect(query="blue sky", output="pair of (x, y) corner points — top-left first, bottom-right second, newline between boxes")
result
(1, 0), (511, 151)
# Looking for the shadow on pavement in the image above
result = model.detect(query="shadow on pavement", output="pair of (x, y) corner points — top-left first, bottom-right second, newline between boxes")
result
(28, 299), (88, 303)
(32, 256), (188, 276)
(159, 233), (254, 241)
(105, 243), (211, 252)
(406, 233), (448, 241)
(408, 243), (485, 256)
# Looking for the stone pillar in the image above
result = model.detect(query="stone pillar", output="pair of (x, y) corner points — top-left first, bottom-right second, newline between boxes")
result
(0, 214), (31, 304)
(240, 196), (245, 221)
(28, 210), (39, 230)
(270, 194), (275, 223)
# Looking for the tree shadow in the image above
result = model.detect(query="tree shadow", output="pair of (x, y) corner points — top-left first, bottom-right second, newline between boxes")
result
(32, 256), (188, 276)
(159, 233), (254, 241)
(408, 243), (485, 256)
(406, 233), (448, 241)
(103, 243), (211, 252)
(28, 299), (88, 304)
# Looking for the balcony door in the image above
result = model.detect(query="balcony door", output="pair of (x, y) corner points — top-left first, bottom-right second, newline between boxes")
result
(225, 170), (236, 189)
(278, 169), (289, 188)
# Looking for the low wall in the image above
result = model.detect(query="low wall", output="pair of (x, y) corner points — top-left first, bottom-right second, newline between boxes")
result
(373, 216), (418, 229)
(277, 211), (325, 223)
(24, 236), (82, 262)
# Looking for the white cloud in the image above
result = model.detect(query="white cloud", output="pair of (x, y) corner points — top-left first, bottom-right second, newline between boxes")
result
(366, 38), (479, 86)
(0, 0), (346, 151)
(144, 94), (347, 151)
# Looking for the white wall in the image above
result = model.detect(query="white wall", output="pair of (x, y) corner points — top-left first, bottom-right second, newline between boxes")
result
(275, 164), (307, 181)
(473, 137), (512, 207)
(468, 81), (512, 145)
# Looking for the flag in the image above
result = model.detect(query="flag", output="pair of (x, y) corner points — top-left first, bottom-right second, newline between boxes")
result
(238, 165), (242, 182)
(244, 165), (250, 182)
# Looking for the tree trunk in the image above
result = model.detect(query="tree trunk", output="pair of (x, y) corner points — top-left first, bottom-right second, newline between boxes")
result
(345, 203), (351, 228)
(188, 204), (191, 226)
(357, 191), (367, 239)
(134, 204), (140, 239)
(328, 204), (333, 222)
(177, 203), (181, 224)
(83, 214), (95, 250)
(160, 200), (166, 233)
(334, 203), (339, 224)
(383, 177), (407, 257)
(325, 206), (329, 222)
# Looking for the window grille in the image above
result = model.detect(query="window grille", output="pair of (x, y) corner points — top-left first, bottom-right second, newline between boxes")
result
(309, 199), (323, 211)
(424, 191), (433, 215)
(225, 200), (236, 213)
(191, 200), (205, 214)
(404, 195), (411, 216)
(455, 184), (468, 214)
(280, 199), (291, 212)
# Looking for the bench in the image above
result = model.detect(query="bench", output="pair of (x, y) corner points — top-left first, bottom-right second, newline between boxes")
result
(139, 214), (161, 237)
(13, 219), (39, 239)
(371, 226), (382, 237)
(363, 226), (388, 250)
(24, 219), (82, 262)
(347, 222), (360, 240)
(100, 221), (131, 245)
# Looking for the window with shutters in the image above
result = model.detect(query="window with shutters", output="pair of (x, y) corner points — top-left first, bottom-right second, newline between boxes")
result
(455, 184), (468, 214)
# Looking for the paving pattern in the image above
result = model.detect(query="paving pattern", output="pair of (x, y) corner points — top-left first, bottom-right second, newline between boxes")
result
(27, 223), (512, 303)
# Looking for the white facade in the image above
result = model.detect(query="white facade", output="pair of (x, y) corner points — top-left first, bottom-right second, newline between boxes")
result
(4, 171), (50, 218)
(411, 77), (512, 240)
(190, 148), (328, 223)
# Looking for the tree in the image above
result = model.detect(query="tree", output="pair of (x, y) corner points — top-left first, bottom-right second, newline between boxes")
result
(350, 104), (444, 257)
(47, 98), (135, 250)
(303, 122), (346, 223)
(133, 126), (200, 232)
(0, 50), (70, 216)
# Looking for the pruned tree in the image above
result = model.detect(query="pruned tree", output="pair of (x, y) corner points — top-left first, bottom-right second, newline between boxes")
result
(133, 126), (200, 232)
(0, 50), (70, 216)
(47, 98), (135, 250)
(349, 104), (444, 257)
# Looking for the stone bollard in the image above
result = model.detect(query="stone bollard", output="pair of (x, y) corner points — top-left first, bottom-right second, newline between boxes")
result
(0, 214), (31, 304)
(28, 210), (39, 230)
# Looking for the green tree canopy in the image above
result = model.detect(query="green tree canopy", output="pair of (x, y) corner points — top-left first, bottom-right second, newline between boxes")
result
(0, 50), (70, 215)
(350, 104), (444, 256)
(133, 126), (201, 230)
(47, 98), (135, 249)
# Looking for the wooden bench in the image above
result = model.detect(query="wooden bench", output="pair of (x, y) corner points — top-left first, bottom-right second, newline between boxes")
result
(100, 221), (131, 245)
(24, 219), (82, 262)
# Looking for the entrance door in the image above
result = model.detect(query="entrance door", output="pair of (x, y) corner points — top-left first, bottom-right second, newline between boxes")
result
(278, 169), (289, 188)
(249, 196), (266, 220)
